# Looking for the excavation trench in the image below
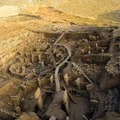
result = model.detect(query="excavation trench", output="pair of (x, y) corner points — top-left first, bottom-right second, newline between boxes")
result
(0, 26), (120, 120)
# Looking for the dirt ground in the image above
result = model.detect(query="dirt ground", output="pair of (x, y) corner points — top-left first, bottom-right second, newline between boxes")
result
(0, 6), (120, 120)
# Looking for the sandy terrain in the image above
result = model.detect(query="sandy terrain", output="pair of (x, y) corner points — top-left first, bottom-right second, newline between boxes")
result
(0, 0), (120, 22)
(0, 6), (19, 18)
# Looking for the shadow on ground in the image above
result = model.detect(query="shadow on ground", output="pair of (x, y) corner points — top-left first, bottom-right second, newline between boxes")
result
(98, 10), (120, 22)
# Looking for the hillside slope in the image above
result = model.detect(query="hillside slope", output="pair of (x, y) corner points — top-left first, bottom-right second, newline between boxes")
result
(27, 0), (120, 22)
(0, 0), (120, 22)
(54, 0), (120, 17)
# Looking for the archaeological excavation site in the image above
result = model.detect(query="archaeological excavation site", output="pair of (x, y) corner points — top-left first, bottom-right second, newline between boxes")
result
(0, 0), (120, 120)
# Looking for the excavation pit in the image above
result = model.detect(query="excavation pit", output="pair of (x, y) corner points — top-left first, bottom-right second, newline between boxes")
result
(0, 26), (120, 120)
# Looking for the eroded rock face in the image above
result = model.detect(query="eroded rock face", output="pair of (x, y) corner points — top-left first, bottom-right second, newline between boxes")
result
(0, 30), (37, 69)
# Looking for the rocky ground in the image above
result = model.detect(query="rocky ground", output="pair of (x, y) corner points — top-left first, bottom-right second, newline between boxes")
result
(0, 6), (120, 120)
